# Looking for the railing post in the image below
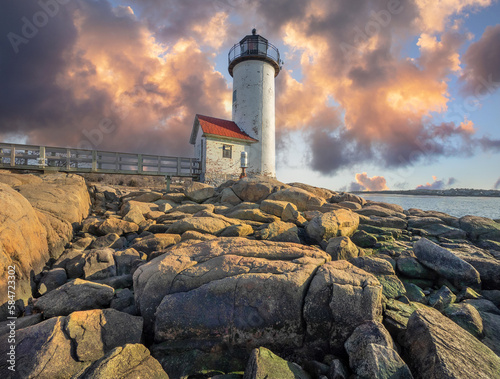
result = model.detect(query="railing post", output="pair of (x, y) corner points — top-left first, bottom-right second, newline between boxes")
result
(92, 150), (97, 171)
(165, 175), (171, 192)
(10, 146), (15, 167)
(38, 146), (46, 168)
(138, 154), (143, 173)
(66, 149), (71, 170)
(177, 157), (181, 175)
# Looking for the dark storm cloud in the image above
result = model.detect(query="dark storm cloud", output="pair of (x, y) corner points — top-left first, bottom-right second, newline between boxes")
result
(349, 182), (364, 191)
(0, 0), (229, 156)
(306, 128), (371, 174)
(0, 0), (80, 133)
(461, 24), (500, 96)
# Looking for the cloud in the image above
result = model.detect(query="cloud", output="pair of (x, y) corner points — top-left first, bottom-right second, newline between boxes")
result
(416, 176), (457, 189)
(0, 0), (229, 156)
(414, 0), (492, 33)
(350, 172), (389, 191)
(270, 0), (498, 174)
(0, 0), (499, 177)
(461, 24), (500, 95)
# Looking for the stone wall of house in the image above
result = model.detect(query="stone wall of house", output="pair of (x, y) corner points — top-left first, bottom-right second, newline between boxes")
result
(204, 137), (247, 186)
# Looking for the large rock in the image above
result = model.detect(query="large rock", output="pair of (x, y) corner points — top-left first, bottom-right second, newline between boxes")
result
(405, 307), (500, 378)
(231, 177), (287, 203)
(306, 209), (360, 244)
(219, 224), (254, 237)
(220, 187), (242, 205)
(0, 316), (85, 378)
(130, 233), (181, 255)
(259, 199), (293, 217)
(153, 252), (326, 351)
(184, 182), (215, 203)
(325, 236), (360, 261)
(74, 344), (168, 379)
(0, 171), (43, 186)
(428, 286), (456, 312)
(412, 223), (467, 239)
(0, 173), (91, 314)
(243, 347), (311, 379)
(345, 321), (413, 379)
(268, 187), (325, 211)
(351, 257), (406, 299)
(122, 207), (146, 224)
(413, 238), (480, 289)
(459, 215), (500, 242)
(408, 209), (459, 228)
(89, 233), (124, 250)
(366, 201), (404, 213)
(446, 243), (500, 290)
(35, 209), (73, 259)
(396, 256), (435, 279)
(0, 183), (49, 316)
(170, 203), (214, 214)
(167, 217), (231, 235)
(331, 192), (366, 206)
(34, 279), (114, 318)
(443, 303), (483, 338)
(64, 309), (143, 362)
(114, 248), (144, 276)
(359, 215), (408, 229)
(304, 261), (383, 352)
(254, 221), (300, 243)
(97, 218), (139, 236)
(83, 248), (117, 280)
(0, 309), (144, 378)
(16, 173), (91, 226)
(463, 299), (500, 356)
(38, 268), (67, 295)
(120, 200), (159, 217)
(133, 238), (329, 347)
(225, 208), (280, 223)
(356, 205), (406, 219)
(129, 191), (163, 203)
(289, 182), (336, 200)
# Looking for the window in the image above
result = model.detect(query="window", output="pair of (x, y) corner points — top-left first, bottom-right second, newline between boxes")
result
(222, 144), (232, 159)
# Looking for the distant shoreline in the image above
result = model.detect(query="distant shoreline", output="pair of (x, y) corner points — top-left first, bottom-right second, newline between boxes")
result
(352, 188), (500, 197)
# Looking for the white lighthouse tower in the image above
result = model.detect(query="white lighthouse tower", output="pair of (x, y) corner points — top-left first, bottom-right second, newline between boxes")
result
(228, 29), (281, 177)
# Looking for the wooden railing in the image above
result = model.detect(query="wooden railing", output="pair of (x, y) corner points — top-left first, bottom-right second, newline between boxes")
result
(0, 143), (201, 178)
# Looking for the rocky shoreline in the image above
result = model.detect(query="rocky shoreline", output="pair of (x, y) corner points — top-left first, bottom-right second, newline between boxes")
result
(352, 188), (500, 197)
(1, 171), (500, 378)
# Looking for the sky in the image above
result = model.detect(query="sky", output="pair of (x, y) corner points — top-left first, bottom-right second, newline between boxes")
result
(1, 0), (499, 191)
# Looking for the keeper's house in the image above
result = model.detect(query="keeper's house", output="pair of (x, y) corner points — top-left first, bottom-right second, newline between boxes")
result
(189, 114), (257, 184)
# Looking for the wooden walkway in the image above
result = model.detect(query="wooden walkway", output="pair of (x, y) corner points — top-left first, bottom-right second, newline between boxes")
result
(0, 142), (201, 179)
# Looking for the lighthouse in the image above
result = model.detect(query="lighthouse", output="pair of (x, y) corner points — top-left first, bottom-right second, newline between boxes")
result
(228, 29), (281, 177)
(190, 29), (280, 184)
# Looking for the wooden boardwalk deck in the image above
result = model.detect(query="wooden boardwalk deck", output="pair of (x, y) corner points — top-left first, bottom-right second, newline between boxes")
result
(0, 142), (201, 179)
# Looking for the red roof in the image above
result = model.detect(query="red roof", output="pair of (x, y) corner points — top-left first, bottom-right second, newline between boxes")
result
(196, 114), (258, 142)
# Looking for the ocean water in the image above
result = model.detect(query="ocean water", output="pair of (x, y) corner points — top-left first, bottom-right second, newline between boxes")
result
(358, 193), (500, 220)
